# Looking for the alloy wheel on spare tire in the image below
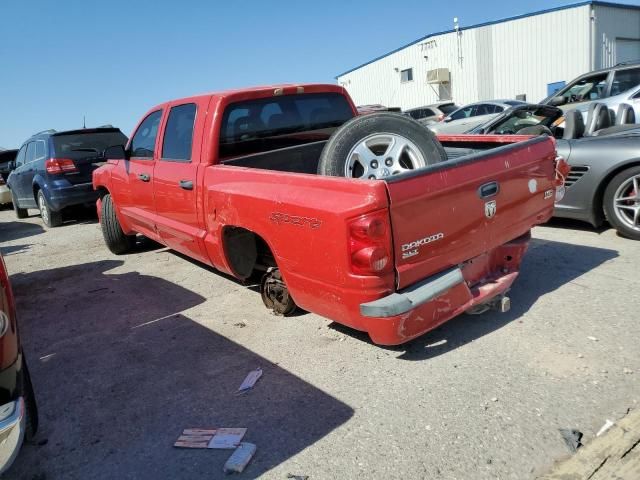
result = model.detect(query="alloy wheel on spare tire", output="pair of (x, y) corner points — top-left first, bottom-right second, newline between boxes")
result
(11, 191), (27, 219)
(317, 112), (446, 178)
(101, 193), (136, 254)
(37, 190), (62, 227)
(603, 165), (640, 240)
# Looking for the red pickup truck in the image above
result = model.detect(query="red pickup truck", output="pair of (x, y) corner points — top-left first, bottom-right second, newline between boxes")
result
(93, 84), (566, 345)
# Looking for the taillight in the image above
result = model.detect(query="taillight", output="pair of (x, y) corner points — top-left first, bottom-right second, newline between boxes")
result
(554, 155), (569, 202)
(45, 158), (78, 174)
(0, 177), (5, 186)
(348, 212), (392, 275)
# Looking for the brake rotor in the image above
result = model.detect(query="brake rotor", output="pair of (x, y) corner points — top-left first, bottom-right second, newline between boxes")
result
(260, 268), (297, 316)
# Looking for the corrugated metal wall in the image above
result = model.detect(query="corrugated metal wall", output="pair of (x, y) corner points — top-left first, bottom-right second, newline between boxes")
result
(337, 4), (597, 109)
(594, 4), (640, 67)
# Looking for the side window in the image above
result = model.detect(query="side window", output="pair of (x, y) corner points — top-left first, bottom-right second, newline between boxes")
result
(450, 107), (472, 120)
(475, 104), (491, 116)
(493, 106), (504, 113)
(15, 146), (27, 167)
(130, 110), (162, 159)
(161, 103), (197, 161)
(423, 109), (436, 117)
(25, 142), (36, 163)
(34, 140), (46, 160)
(633, 90), (640, 99)
(408, 110), (420, 119)
(610, 68), (640, 96)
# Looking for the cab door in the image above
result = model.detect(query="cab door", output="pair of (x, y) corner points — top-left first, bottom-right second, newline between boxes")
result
(152, 98), (209, 262)
(111, 109), (163, 240)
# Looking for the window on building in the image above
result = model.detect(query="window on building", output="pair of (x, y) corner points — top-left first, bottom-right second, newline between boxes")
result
(400, 68), (413, 83)
(162, 103), (197, 161)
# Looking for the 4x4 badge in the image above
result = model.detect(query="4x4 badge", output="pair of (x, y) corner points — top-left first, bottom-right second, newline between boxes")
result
(485, 200), (497, 218)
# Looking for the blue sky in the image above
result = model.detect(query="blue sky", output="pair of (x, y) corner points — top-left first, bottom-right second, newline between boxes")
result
(1, 0), (638, 148)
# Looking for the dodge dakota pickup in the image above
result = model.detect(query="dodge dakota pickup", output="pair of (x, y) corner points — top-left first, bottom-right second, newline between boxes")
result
(93, 84), (566, 345)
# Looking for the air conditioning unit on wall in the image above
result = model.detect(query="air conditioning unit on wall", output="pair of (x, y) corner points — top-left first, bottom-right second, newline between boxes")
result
(427, 68), (450, 84)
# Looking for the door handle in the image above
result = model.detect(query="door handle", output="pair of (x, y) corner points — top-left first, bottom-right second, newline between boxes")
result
(478, 181), (499, 198)
(179, 180), (193, 190)
(138, 173), (150, 182)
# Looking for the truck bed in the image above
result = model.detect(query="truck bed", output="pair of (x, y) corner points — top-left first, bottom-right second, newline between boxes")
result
(220, 134), (534, 175)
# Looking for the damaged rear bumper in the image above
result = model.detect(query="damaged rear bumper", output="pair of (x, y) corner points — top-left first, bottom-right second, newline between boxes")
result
(359, 233), (530, 345)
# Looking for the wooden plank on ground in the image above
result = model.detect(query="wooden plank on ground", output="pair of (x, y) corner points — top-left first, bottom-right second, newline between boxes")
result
(539, 409), (640, 479)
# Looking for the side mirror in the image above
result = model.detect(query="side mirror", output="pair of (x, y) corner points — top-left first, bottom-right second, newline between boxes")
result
(103, 144), (128, 160)
(549, 96), (567, 107)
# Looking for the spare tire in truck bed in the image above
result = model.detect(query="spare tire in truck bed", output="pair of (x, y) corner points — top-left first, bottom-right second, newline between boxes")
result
(317, 112), (447, 178)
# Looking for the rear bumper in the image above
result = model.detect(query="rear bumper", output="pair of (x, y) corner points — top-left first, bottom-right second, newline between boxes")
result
(47, 181), (98, 211)
(358, 235), (530, 345)
(361, 267), (464, 318)
(0, 397), (25, 475)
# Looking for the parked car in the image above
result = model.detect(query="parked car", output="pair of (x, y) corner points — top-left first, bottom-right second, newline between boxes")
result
(470, 102), (640, 240)
(0, 149), (17, 208)
(7, 127), (127, 227)
(404, 102), (459, 125)
(429, 100), (526, 134)
(0, 252), (38, 474)
(357, 104), (402, 115)
(93, 83), (565, 345)
(542, 61), (640, 120)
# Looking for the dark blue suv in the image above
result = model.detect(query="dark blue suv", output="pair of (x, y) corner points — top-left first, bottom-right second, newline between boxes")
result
(7, 128), (127, 227)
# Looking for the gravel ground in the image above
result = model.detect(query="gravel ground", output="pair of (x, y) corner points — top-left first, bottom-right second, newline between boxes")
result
(0, 207), (638, 480)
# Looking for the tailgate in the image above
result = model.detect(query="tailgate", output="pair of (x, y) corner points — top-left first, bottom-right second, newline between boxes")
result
(386, 136), (557, 289)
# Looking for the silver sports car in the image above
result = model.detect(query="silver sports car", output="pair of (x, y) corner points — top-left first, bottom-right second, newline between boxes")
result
(469, 102), (640, 240)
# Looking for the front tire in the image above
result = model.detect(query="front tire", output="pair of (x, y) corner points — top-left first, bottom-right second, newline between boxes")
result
(37, 190), (62, 227)
(11, 191), (28, 219)
(101, 194), (135, 254)
(317, 112), (446, 178)
(603, 166), (640, 240)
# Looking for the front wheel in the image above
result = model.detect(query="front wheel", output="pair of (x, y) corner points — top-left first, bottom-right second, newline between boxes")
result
(317, 112), (446, 178)
(101, 194), (135, 254)
(603, 166), (640, 240)
(37, 190), (62, 227)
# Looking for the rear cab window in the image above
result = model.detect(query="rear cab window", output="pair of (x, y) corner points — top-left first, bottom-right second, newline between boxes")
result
(219, 93), (353, 159)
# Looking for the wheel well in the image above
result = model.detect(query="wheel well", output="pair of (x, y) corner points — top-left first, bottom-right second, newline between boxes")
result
(221, 227), (276, 280)
(95, 186), (109, 199)
(592, 160), (640, 224)
(32, 184), (41, 202)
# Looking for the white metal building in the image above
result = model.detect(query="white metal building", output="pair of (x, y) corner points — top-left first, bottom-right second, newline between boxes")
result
(336, 1), (640, 109)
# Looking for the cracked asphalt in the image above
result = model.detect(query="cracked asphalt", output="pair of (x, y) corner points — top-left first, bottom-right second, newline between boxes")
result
(0, 207), (638, 479)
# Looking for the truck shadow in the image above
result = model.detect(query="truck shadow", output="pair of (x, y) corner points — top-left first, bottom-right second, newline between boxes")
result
(9, 260), (352, 479)
(0, 221), (45, 242)
(333, 238), (618, 360)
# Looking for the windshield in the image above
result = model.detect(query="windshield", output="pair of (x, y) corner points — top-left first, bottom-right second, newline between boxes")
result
(484, 107), (562, 134)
